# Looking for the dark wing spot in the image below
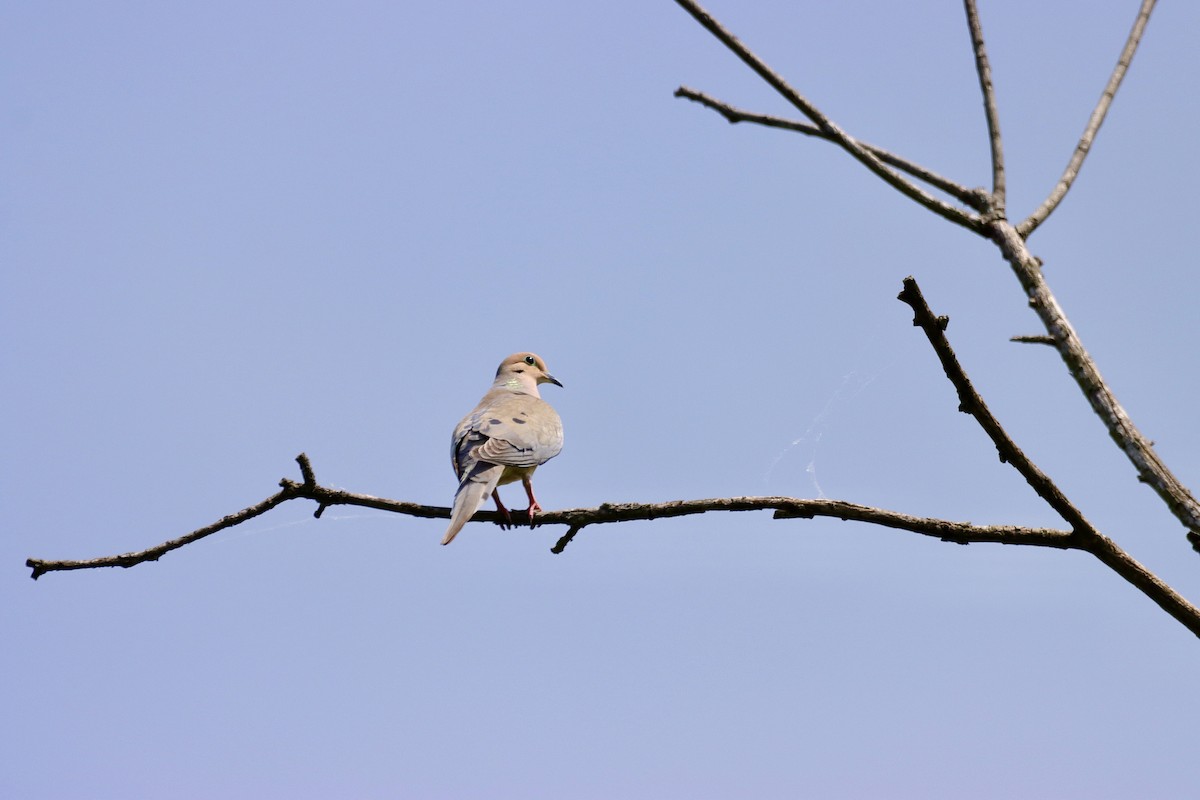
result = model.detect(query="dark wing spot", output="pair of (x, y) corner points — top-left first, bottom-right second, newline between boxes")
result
(511, 417), (526, 424)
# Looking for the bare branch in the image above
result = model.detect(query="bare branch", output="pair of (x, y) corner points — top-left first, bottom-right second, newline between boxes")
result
(24, 454), (450, 579)
(898, 277), (1092, 534)
(672, 0), (985, 234)
(550, 497), (1072, 548)
(962, 0), (1006, 213)
(988, 220), (1200, 545)
(1018, 0), (1157, 237)
(675, 86), (989, 212)
(28, 449), (1200, 633)
(24, 466), (1074, 577)
(898, 276), (1200, 636)
(25, 487), (296, 580)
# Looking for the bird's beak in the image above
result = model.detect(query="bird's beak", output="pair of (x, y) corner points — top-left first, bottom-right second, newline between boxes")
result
(543, 372), (563, 388)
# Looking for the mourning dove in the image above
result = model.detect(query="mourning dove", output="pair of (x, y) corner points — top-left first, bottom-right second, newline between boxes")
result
(442, 352), (564, 545)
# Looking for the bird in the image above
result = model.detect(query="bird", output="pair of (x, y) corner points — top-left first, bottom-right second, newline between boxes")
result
(442, 352), (564, 545)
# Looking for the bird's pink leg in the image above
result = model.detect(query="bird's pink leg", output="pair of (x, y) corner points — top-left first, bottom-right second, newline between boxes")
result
(522, 477), (544, 527)
(491, 490), (513, 529)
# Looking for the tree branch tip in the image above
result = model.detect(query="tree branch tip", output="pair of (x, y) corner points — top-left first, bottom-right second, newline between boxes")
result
(1010, 334), (1056, 346)
(897, 277), (924, 306)
(295, 453), (317, 486)
(26, 559), (45, 580)
(551, 525), (584, 554)
(1187, 532), (1200, 554)
(314, 504), (327, 519)
(1019, 0), (1156, 235)
(674, 86), (739, 123)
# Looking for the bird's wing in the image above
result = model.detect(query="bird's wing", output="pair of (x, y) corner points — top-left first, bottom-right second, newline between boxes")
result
(452, 391), (563, 477)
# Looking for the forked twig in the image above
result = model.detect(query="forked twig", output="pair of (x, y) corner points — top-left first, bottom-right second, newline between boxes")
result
(672, 0), (984, 233)
(674, 87), (988, 211)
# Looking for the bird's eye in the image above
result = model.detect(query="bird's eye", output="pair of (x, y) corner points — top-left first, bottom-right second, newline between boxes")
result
(524, 356), (536, 366)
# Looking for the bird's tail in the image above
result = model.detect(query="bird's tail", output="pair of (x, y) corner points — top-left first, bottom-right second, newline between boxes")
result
(443, 463), (503, 545)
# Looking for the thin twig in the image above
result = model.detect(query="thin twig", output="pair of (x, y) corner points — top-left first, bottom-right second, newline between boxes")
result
(25, 487), (297, 579)
(672, 0), (984, 234)
(1018, 0), (1157, 237)
(1010, 334), (1056, 346)
(898, 277), (1091, 533)
(551, 525), (584, 554)
(675, 86), (989, 211)
(962, 0), (1006, 214)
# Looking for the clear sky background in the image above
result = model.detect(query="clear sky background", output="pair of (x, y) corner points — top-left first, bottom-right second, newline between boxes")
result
(4, 1), (1199, 797)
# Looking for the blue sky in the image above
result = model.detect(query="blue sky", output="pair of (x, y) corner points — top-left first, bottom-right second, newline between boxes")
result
(4, 1), (1199, 797)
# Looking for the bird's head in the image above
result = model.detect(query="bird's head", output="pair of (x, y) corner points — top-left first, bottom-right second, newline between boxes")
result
(494, 352), (563, 394)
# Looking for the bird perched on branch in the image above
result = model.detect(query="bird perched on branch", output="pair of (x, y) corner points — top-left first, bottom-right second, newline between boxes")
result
(443, 352), (564, 545)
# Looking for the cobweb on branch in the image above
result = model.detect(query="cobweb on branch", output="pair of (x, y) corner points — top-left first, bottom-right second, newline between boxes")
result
(205, 510), (393, 547)
(764, 334), (894, 498)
